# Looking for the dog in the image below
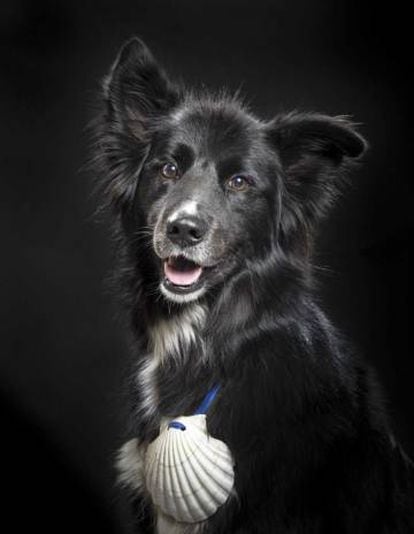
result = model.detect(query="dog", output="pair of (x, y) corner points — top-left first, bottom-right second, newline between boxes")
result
(93, 37), (414, 533)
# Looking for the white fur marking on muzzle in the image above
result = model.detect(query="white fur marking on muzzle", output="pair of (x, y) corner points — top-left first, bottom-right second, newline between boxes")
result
(167, 201), (199, 223)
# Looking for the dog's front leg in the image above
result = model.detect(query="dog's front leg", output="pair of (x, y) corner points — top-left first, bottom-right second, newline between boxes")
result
(116, 438), (146, 494)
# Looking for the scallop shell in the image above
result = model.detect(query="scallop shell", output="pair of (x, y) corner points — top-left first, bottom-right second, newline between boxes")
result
(144, 414), (234, 523)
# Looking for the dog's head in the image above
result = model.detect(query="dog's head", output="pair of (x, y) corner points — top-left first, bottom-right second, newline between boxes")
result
(97, 38), (367, 305)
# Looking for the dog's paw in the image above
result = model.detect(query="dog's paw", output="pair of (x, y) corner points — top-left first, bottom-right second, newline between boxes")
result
(116, 438), (146, 492)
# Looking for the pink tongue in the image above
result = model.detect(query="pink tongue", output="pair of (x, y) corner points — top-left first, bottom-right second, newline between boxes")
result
(164, 262), (202, 286)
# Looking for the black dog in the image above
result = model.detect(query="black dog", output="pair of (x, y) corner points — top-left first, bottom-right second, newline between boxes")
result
(93, 38), (414, 533)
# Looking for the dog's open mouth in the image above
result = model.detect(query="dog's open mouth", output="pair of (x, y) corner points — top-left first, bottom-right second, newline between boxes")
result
(163, 256), (203, 291)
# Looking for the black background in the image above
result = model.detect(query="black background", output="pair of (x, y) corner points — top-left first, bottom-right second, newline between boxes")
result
(1, 1), (413, 532)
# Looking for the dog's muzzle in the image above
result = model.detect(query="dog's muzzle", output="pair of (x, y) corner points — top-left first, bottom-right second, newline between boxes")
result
(153, 208), (220, 303)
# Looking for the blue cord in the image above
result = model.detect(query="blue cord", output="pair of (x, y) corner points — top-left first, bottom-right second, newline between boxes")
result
(168, 385), (221, 430)
(194, 384), (221, 415)
(168, 421), (186, 431)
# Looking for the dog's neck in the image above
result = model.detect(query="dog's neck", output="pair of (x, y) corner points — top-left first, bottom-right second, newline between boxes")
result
(147, 302), (208, 365)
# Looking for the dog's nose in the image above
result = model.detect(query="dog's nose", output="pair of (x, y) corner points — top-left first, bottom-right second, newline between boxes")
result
(167, 216), (207, 247)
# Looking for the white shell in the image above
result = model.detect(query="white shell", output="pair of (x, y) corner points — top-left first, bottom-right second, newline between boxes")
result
(144, 414), (234, 523)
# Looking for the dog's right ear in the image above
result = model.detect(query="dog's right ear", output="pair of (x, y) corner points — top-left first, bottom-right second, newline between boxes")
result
(103, 37), (180, 139)
(94, 38), (180, 214)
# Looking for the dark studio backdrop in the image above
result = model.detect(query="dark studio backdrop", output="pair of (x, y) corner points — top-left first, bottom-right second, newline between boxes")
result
(1, 1), (413, 532)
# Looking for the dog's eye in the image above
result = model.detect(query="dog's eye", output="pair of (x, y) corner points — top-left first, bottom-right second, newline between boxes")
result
(227, 175), (253, 192)
(161, 162), (179, 179)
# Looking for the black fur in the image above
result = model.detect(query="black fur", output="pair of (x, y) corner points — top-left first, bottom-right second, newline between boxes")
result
(93, 38), (414, 533)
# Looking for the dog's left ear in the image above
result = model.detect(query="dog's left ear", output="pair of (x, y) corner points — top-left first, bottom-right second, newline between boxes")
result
(267, 111), (367, 160)
(265, 112), (368, 241)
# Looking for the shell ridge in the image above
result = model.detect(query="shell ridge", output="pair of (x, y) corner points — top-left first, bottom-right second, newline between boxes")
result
(160, 430), (174, 517)
(151, 429), (172, 512)
(187, 439), (233, 502)
(184, 434), (234, 503)
(189, 435), (234, 493)
(202, 435), (235, 478)
(172, 430), (213, 522)
(170, 427), (195, 521)
(145, 435), (164, 496)
(184, 453), (223, 519)
(178, 426), (222, 518)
